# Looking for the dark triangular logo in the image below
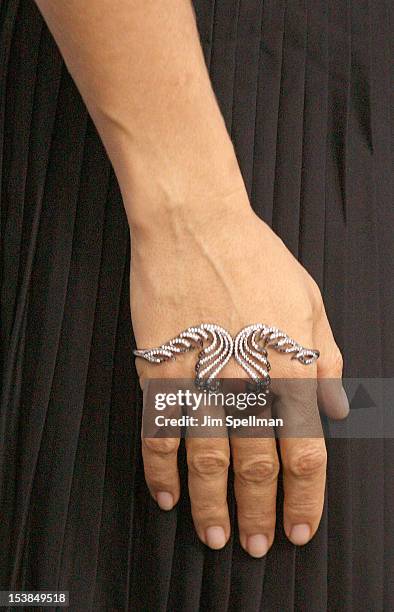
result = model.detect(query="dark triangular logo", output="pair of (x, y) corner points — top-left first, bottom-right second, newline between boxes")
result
(349, 384), (377, 410)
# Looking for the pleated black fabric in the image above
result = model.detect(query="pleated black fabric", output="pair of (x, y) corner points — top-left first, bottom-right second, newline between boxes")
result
(0, 1), (393, 610)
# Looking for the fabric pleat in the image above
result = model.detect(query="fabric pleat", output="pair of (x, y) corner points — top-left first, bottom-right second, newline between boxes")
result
(271, 0), (308, 258)
(297, 0), (329, 283)
(251, 0), (287, 228)
(0, 1), (393, 610)
(9, 71), (89, 588)
(228, 0), (265, 197)
(369, 3), (394, 611)
(203, 0), (241, 133)
(1, 1), (41, 343)
(193, 1), (217, 73)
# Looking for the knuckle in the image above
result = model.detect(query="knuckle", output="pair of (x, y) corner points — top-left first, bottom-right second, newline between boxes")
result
(281, 359), (318, 380)
(239, 509), (275, 527)
(287, 445), (327, 478)
(236, 456), (279, 485)
(143, 437), (179, 456)
(192, 500), (224, 516)
(144, 472), (174, 491)
(308, 277), (323, 311)
(329, 346), (344, 375)
(286, 497), (323, 518)
(189, 450), (230, 476)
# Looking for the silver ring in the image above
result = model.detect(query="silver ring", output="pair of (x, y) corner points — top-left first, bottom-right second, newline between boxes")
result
(133, 322), (319, 390)
(233, 324), (320, 389)
(134, 323), (233, 390)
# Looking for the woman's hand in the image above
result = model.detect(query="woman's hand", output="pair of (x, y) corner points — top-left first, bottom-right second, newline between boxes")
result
(131, 187), (348, 558)
(33, 0), (349, 560)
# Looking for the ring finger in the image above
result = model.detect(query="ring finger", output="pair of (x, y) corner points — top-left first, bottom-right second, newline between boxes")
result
(231, 434), (279, 557)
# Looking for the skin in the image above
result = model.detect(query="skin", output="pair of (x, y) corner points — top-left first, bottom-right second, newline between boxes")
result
(35, 0), (349, 557)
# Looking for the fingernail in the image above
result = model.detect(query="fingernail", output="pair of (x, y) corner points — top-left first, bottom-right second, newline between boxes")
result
(205, 526), (226, 549)
(290, 524), (311, 545)
(156, 491), (174, 510)
(246, 534), (269, 558)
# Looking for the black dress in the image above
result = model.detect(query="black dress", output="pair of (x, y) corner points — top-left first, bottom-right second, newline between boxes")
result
(1, 1), (393, 610)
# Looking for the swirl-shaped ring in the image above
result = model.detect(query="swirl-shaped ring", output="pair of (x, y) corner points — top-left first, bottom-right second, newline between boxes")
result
(133, 323), (319, 390)
(233, 324), (320, 389)
(134, 323), (233, 390)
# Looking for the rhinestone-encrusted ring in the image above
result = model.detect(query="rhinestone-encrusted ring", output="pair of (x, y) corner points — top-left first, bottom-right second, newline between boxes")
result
(133, 323), (319, 391)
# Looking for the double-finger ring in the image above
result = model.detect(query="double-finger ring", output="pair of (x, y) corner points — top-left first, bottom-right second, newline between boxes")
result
(133, 322), (319, 390)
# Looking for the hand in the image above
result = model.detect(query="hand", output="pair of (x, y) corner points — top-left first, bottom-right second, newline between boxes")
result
(130, 187), (348, 558)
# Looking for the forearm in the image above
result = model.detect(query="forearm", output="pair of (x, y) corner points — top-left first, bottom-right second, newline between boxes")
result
(34, 0), (249, 230)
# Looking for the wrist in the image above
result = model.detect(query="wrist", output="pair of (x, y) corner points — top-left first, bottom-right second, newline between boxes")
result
(128, 187), (262, 288)
(116, 134), (252, 237)
(97, 85), (250, 233)
(128, 179), (253, 243)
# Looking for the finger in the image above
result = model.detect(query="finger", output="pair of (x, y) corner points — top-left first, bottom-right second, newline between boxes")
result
(142, 435), (181, 510)
(280, 436), (327, 545)
(186, 435), (231, 550)
(140, 377), (182, 510)
(268, 331), (325, 546)
(231, 436), (279, 557)
(271, 375), (322, 439)
(313, 302), (349, 420)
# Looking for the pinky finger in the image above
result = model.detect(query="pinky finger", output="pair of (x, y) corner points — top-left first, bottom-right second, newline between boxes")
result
(313, 301), (349, 420)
